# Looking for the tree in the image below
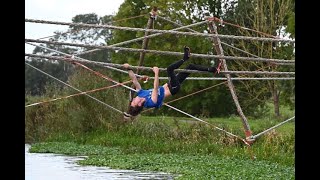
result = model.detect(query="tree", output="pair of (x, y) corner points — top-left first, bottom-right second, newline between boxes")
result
(222, 0), (295, 117)
(25, 13), (114, 96)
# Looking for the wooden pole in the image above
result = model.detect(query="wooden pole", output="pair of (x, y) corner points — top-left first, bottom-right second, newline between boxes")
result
(205, 17), (253, 143)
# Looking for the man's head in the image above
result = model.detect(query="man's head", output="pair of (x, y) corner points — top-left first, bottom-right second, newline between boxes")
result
(127, 96), (146, 116)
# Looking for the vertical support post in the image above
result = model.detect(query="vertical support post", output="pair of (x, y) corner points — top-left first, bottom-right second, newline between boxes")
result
(129, 7), (157, 100)
(136, 6), (157, 74)
(205, 17), (253, 142)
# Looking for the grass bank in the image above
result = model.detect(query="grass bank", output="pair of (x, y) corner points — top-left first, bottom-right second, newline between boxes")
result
(29, 115), (295, 179)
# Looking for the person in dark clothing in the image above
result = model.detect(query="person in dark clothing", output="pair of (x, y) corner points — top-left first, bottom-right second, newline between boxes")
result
(123, 46), (220, 119)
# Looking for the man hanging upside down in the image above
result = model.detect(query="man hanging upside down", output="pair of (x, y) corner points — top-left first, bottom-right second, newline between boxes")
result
(123, 46), (221, 119)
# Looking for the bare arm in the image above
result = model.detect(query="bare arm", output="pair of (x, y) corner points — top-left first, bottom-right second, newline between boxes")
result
(151, 67), (159, 104)
(123, 63), (141, 90)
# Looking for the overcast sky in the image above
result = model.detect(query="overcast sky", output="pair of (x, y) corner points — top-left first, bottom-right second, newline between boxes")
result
(25, 0), (125, 53)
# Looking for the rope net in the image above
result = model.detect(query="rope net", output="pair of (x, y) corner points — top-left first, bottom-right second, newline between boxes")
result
(25, 12), (295, 147)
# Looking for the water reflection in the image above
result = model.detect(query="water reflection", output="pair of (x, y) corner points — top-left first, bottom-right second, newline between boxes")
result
(25, 144), (174, 180)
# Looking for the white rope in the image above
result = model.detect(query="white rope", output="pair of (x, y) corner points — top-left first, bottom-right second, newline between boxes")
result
(25, 18), (295, 43)
(25, 38), (295, 64)
(250, 116), (295, 140)
(104, 65), (295, 80)
(164, 103), (242, 139)
(76, 20), (208, 56)
(26, 42), (136, 91)
(25, 52), (295, 76)
(25, 62), (123, 113)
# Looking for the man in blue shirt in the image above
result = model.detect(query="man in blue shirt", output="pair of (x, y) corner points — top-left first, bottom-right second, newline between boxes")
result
(123, 46), (220, 119)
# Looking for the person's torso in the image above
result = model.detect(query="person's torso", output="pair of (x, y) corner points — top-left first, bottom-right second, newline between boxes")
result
(137, 86), (165, 108)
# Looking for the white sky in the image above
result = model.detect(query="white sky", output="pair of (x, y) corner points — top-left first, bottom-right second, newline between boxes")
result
(25, 0), (125, 53)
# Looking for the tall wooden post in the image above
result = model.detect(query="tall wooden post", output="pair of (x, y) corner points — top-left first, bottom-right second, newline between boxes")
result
(205, 17), (253, 142)
(136, 6), (157, 74)
(129, 7), (157, 100)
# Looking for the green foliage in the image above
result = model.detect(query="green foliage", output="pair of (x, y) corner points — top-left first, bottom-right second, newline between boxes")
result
(25, 67), (129, 143)
(25, 59), (75, 95)
(286, 11), (295, 37)
(34, 112), (295, 164)
(285, 0), (295, 38)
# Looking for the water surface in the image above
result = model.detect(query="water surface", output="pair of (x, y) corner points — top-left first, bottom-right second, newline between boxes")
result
(25, 144), (174, 180)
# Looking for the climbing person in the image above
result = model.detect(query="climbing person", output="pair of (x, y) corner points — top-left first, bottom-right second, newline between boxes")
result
(123, 46), (221, 119)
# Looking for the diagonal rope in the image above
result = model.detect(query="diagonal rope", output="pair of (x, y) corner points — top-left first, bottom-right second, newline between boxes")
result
(157, 15), (294, 66)
(111, 14), (148, 24)
(31, 14), (148, 41)
(25, 18), (295, 43)
(25, 62), (124, 113)
(208, 16), (279, 39)
(25, 42), (137, 91)
(158, 16), (291, 65)
(163, 103), (250, 146)
(25, 80), (132, 108)
(76, 20), (208, 56)
(25, 53), (295, 76)
(250, 116), (295, 140)
(25, 39), (295, 64)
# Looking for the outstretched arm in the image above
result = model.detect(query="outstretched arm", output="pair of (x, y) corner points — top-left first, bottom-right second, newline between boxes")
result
(151, 66), (159, 104)
(123, 63), (141, 91)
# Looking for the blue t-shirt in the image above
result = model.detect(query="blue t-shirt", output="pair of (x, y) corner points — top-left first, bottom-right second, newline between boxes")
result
(137, 86), (165, 108)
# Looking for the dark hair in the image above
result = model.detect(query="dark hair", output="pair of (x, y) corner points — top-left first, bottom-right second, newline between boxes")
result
(127, 105), (144, 116)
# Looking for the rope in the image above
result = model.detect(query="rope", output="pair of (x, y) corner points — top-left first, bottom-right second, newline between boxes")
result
(164, 103), (250, 146)
(208, 16), (279, 39)
(111, 14), (148, 23)
(33, 14), (148, 41)
(25, 19), (295, 43)
(249, 116), (295, 140)
(26, 80), (132, 107)
(144, 76), (295, 80)
(157, 15), (294, 66)
(25, 39), (295, 64)
(68, 59), (136, 92)
(25, 62), (123, 113)
(76, 18), (207, 56)
(103, 65), (295, 80)
(25, 53), (295, 76)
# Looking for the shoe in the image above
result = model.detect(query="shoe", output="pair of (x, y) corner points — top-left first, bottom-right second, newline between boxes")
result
(183, 46), (191, 61)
